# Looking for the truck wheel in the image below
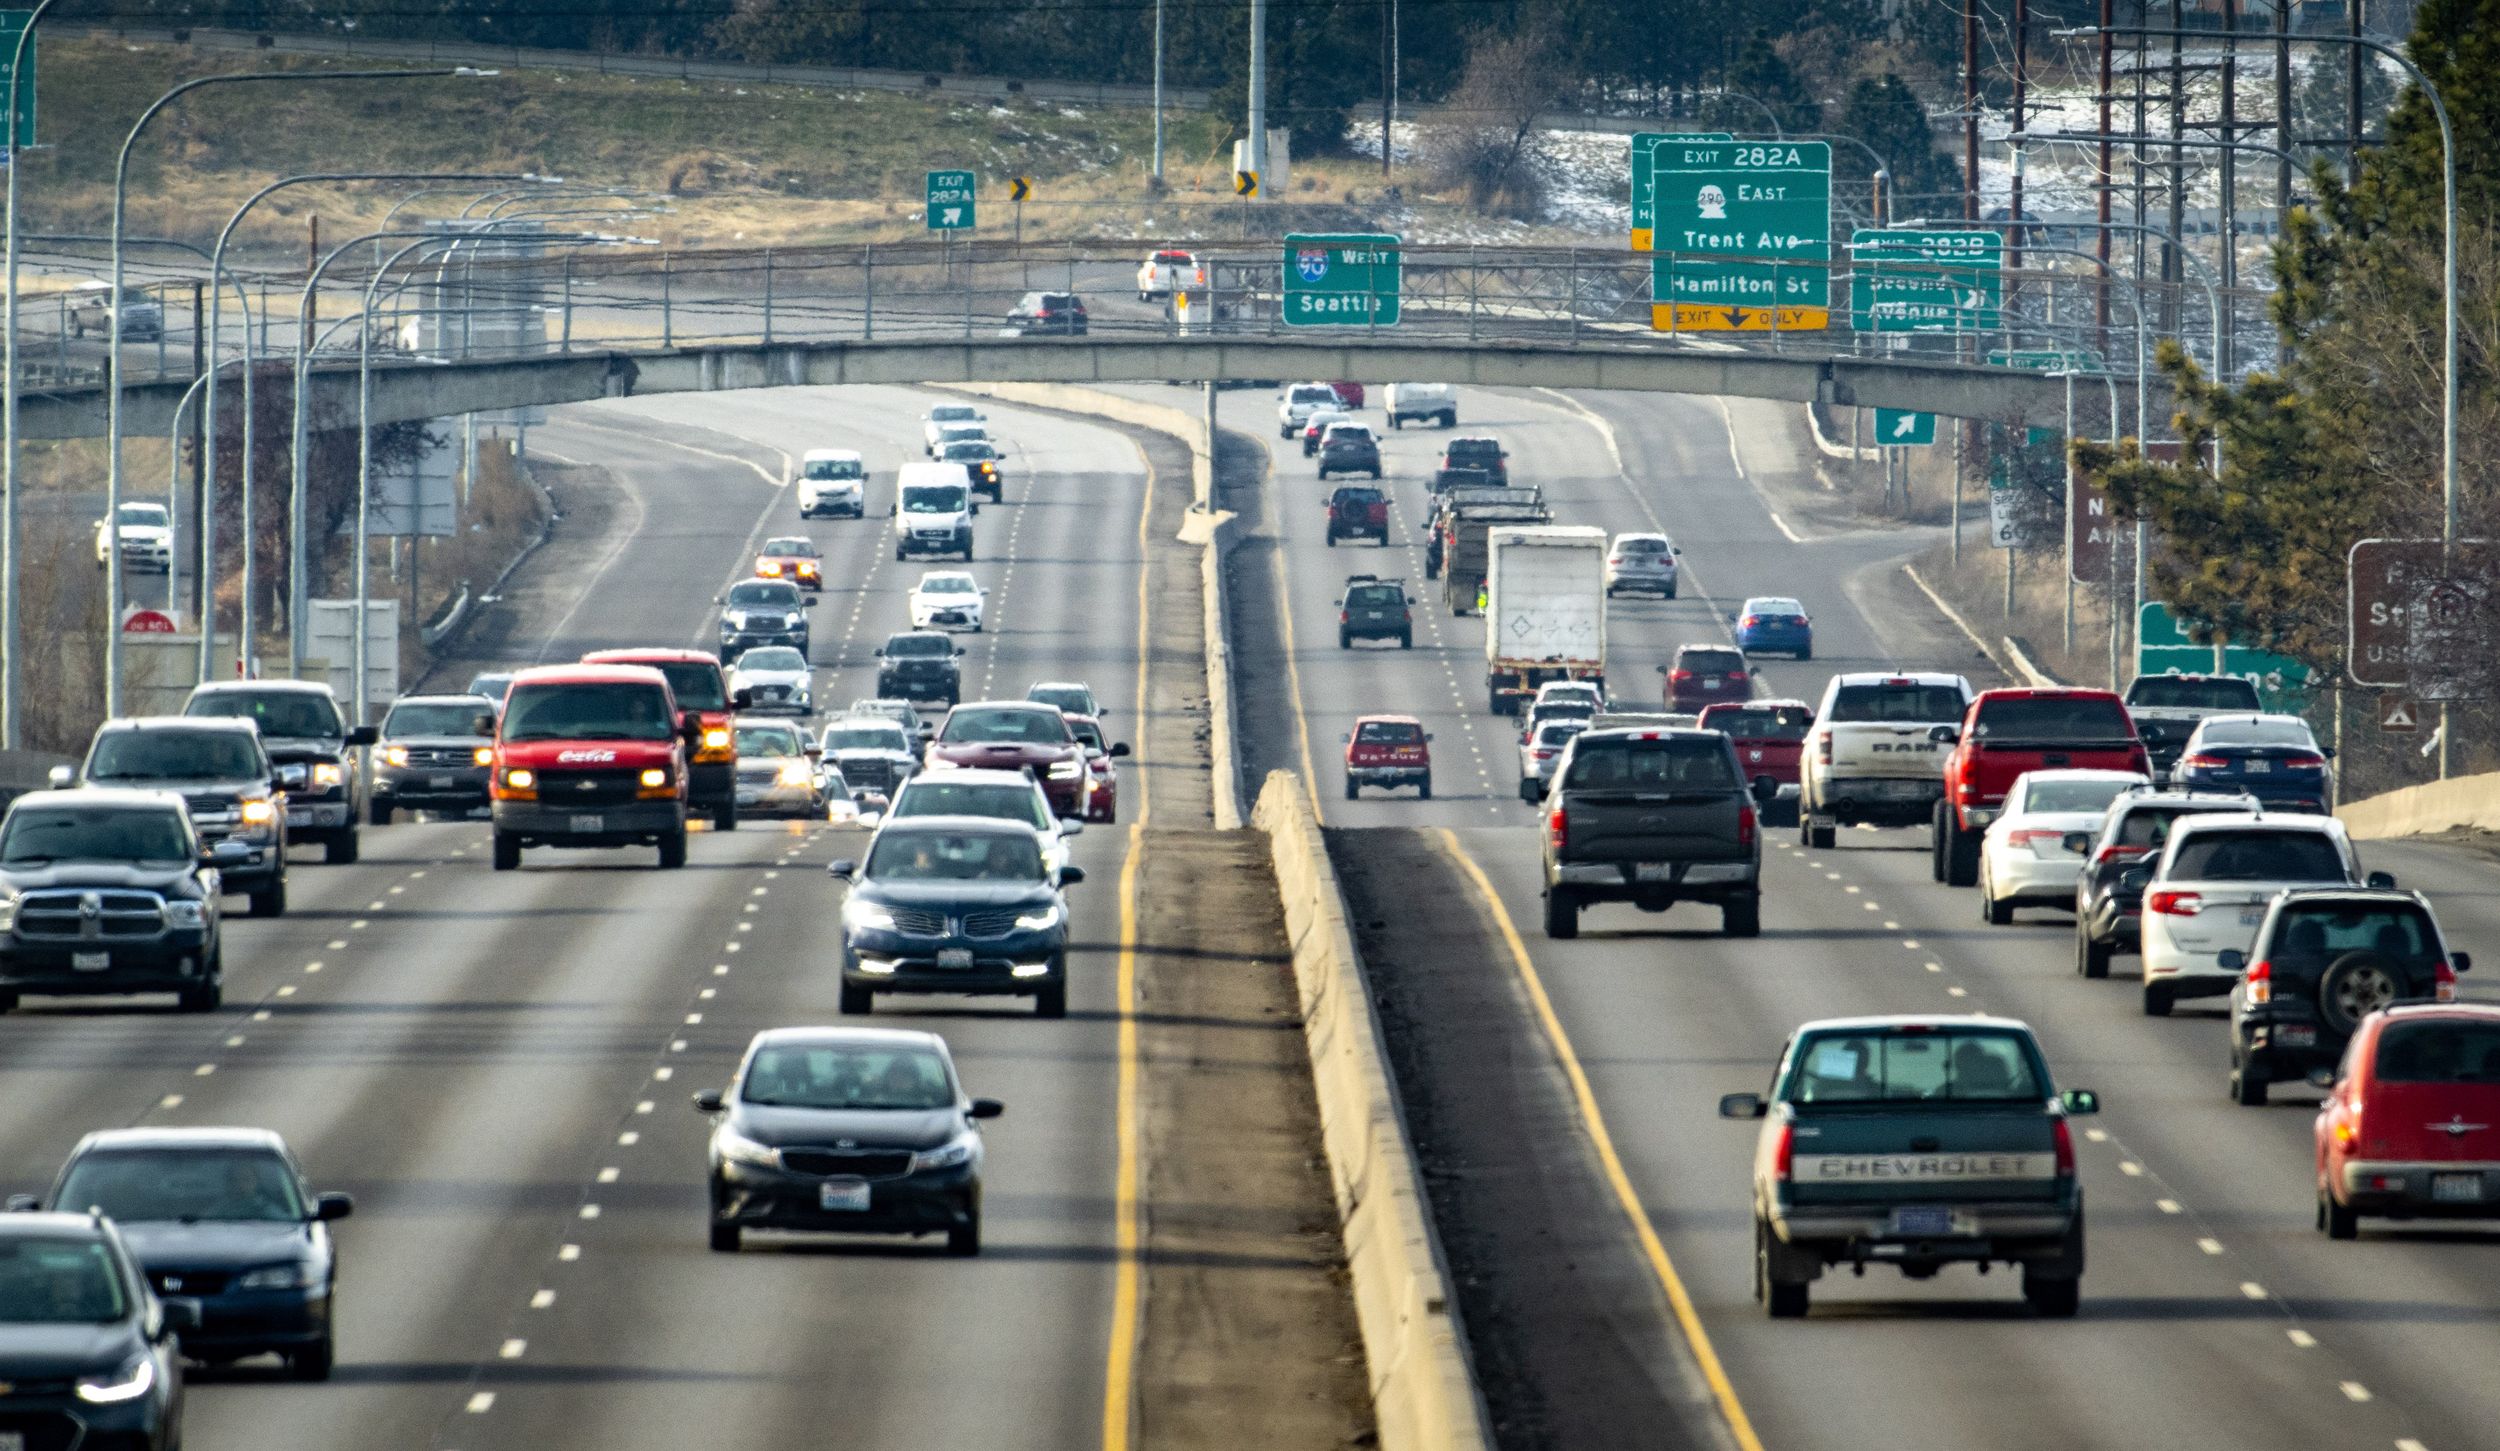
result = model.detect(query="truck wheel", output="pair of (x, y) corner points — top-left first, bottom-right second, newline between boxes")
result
(493, 834), (521, 871)
(2321, 1189), (2360, 1240)
(1805, 814), (1834, 850)
(1034, 982), (1067, 1019)
(2076, 931), (2111, 979)
(1390, 415), (1403, 429)
(1399, 631), (1412, 649)
(1981, 877), (2014, 926)
(2142, 982), (2176, 1017)
(658, 831), (689, 869)
(712, 803), (738, 832)
(1946, 824), (1980, 887)
(1931, 804), (1950, 880)
(1542, 889), (1579, 940)
(1417, 776), (1432, 800)
(838, 983), (873, 1015)
(369, 800), (393, 826)
(1722, 896), (1761, 938)
(1756, 1219), (1810, 1318)
(1440, 411), (1456, 428)
(1344, 778), (1359, 801)
(1519, 778), (1540, 804)
(324, 829), (359, 866)
(2231, 1060), (2270, 1107)
(2022, 1271), (2080, 1317)
(177, 980), (222, 1013)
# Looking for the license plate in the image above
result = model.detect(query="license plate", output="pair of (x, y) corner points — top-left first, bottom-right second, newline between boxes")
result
(2241, 908), (2266, 927)
(818, 1179), (872, 1212)
(569, 813), (604, 833)
(286, 808), (312, 826)
(1703, 676), (1723, 688)
(2275, 1024), (2318, 1047)
(2244, 759), (2271, 773)
(1, 1430), (26, 1451)
(2433, 1173), (2484, 1203)
(1889, 1206), (1955, 1236)
(430, 775), (457, 789)
(937, 948), (975, 969)
(72, 950), (110, 971)
(1634, 863), (1675, 881)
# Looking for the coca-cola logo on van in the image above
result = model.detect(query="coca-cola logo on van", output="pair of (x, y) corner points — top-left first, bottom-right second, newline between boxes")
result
(556, 749), (619, 763)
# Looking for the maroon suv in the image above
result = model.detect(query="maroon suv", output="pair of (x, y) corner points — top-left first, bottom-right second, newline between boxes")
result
(1661, 644), (1752, 711)
(924, 701), (1091, 819)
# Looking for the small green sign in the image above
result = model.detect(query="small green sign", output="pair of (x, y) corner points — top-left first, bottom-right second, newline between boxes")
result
(925, 170), (977, 231)
(1850, 228), (2002, 333)
(1282, 234), (1401, 327)
(1988, 347), (2108, 375)
(1875, 409), (1935, 446)
(1628, 131), (1731, 250)
(2137, 602), (2313, 709)
(0, 11), (36, 149)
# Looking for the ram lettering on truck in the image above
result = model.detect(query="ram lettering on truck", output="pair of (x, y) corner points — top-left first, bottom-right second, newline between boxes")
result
(1484, 525), (1607, 716)
(1799, 673), (1973, 850)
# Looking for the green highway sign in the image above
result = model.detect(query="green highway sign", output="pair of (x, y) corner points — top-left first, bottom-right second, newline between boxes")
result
(1850, 228), (2001, 333)
(1648, 138), (1831, 331)
(2137, 602), (2313, 709)
(1282, 233), (1401, 327)
(1628, 131), (1731, 251)
(1875, 408), (1935, 446)
(925, 170), (977, 231)
(1989, 347), (2108, 375)
(0, 11), (35, 148)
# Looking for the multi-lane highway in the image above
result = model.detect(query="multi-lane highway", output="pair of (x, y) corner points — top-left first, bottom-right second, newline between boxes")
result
(0, 385), (1185, 1450)
(1221, 381), (2500, 1451)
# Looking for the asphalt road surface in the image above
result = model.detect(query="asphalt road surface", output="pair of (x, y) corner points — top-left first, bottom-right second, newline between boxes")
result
(1224, 381), (2500, 1451)
(0, 383), (1170, 1451)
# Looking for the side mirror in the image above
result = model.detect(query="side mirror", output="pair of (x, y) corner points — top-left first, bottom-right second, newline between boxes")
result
(46, 764), (72, 786)
(314, 1192), (355, 1222)
(692, 1089), (726, 1113)
(712, 594), (725, 605)
(2118, 866), (2153, 893)
(732, 688), (755, 710)
(1340, 732), (1352, 744)
(1750, 778), (1778, 806)
(1425, 733), (1436, 743)
(1108, 742), (1131, 758)
(2306, 1066), (2337, 1090)
(211, 840), (253, 867)
(889, 502), (899, 517)
(804, 744), (822, 757)
(471, 712), (497, 736)
(1928, 724), (1961, 744)
(827, 859), (857, 880)
(968, 1097), (1005, 1119)
(1654, 664), (1669, 675)
(2062, 832), (2093, 855)
(3, 1193), (37, 1212)
(1060, 865), (1087, 886)
(954, 647), (967, 658)
(2366, 871), (2396, 889)
(2217, 948), (2246, 972)
(2453, 951), (2472, 973)
(2322, 746), (2337, 759)
(1059, 819), (1085, 836)
(873, 647), (885, 657)
(160, 1297), (203, 1333)
(1716, 1093), (1768, 1120)
(2060, 1088), (2101, 1116)
(347, 725), (379, 747)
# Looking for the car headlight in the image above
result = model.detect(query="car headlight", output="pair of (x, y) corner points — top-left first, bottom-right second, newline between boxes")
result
(473, 746), (496, 767)
(164, 900), (206, 928)
(702, 728), (732, 752)
(776, 760), (812, 786)
(239, 797), (276, 825)
(311, 762), (344, 790)
(1014, 903), (1063, 932)
(640, 768), (669, 789)
(1047, 761), (1084, 780)
(925, 756), (961, 770)
(505, 768), (536, 790)
(0, 895), (16, 932)
(844, 898), (898, 933)
(715, 1124), (779, 1168)
(912, 1132), (978, 1174)
(75, 1355), (154, 1405)
(383, 745), (410, 767)
(236, 1263), (308, 1292)
(721, 613), (746, 630)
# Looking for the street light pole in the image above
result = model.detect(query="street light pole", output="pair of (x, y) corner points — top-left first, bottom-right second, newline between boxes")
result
(0, 0), (59, 749)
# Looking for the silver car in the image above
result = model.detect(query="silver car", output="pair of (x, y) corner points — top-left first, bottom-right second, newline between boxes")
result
(1605, 532), (1680, 598)
(732, 719), (824, 819)
(727, 646), (813, 717)
(1518, 718), (1590, 803)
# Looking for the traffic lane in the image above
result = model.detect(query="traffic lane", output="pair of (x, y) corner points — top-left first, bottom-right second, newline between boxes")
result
(1437, 823), (2434, 1451)
(1833, 825), (2500, 1451)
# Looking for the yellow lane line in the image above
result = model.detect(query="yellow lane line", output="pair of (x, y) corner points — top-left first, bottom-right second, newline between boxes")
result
(1434, 828), (1770, 1451)
(1272, 538), (1326, 827)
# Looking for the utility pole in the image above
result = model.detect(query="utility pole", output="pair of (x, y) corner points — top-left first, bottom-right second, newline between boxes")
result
(1246, 0), (1269, 183)
(2347, 0), (2365, 184)
(1152, 0), (1165, 184)
(2097, 0), (2115, 345)
(188, 282), (205, 630)
(1962, 0), (1980, 222)
(2166, 0), (2185, 344)
(2011, 0), (2028, 289)
(2218, 0), (2238, 378)
(1380, 0), (1394, 177)
(2274, 0), (2293, 218)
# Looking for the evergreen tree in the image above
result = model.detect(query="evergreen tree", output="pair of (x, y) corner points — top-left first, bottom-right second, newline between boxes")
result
(1714, 31), (1821, 134)
(1838, 72), (1957, 203)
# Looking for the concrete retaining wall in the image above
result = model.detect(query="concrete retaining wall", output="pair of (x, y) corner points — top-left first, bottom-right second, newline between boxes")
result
(1253, 771), (1496, 1451)
(2338, 771), (2500, 840)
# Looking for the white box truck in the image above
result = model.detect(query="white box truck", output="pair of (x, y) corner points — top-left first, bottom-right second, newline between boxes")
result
(1485, 525), (1608, 715)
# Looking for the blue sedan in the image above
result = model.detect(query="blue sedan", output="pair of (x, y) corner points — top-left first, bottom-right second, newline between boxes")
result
(2172, 712), (2330, 811)
(1733, 596), (1813, 660)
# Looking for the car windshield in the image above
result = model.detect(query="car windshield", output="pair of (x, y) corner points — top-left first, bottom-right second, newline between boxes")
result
(1785, 1028), (2047, 1105)
(742, 1043), (954, 1111)
(823, 724), (909, 753)
(1333, 489), (1384, 506)
(1563, 738), (1737, 789)
(1746, 599), (1806, 616)
(1973, 696), (2135, 742)
(803, 457), (864, 481)
(942, 443), (997, 461)
(864, 828), (1047, 882)
(1027, 686), (1092, 714)
(466, 672), (516, 701)
(727, 583), (800, 608)
(2373, 1020), (2500, 1083)
(1615, 537), (1669, 554)
(904, 486), (966, 514)
(1356, 721), (1424, 744)
(1704, 705), (1813, 740)
(117, 504), (169, 527)
(1346, 585), (1403, 608)
(885, 635), (952, 659)
(648, 662), (726, 710)
(929, 407), (977, 424)
(0, 807), (189, 864)
(736, 726), (802, 757)
(186, 690), (341, 740)
(54, 1149), (307, 1224)
(88, 730), (263, 782)
(1678, 649), (1745, 673)
(894, 781), (1051, 831)
(2168, 830), (2348, 881)
(736, 647), (808, 673)
(918, 575), (976, 595)
(2131, 676), (2259, 710)
(2270, 903), (2439, 967)
(2114, 804), (2242, 848)
(941, 708), (1068, 744)
(1447, 440), (1500, 461)
(2022, 779), (2137, 814)
(502, 683), (675, 742)
(1531, 702), (1596, 724)
(0, 1240), (127, 1324)
(384, 702), (491, 737)
(762, 538), (820, 558)
(1535, 723), (1587, 747)
(1290, 386), (1337, 405)
(2199, 719), (2317, 748)
(1069, 720), (1105, 751)
(1828, 683), (1966, 722)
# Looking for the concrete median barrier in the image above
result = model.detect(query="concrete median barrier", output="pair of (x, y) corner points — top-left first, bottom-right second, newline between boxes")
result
(1254, 770), (1496, 1451)
(2339, 770), (2500, 840)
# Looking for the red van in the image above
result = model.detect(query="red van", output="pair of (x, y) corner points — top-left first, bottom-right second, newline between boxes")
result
(583, 648), (746, 829)
(489, 664), (695, 870)
(2315, 1004), (2500, 1238)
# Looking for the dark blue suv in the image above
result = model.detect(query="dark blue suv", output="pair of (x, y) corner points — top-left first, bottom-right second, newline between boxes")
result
(0, 1212), (191, 1449)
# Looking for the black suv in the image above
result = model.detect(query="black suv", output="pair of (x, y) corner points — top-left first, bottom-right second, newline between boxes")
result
(0, 790), (241, 1014)
(183, 681), (374, 865)
(1006, 291), (1088, 336)
(830, 816), (1082, 1018)
(875, 631), (966, 705)
(1337, 574), (1413, 648)
(717, 578), (812, 662)
(2070, 788), (2258, 978)
(58, 717), (288, 917)
(2224, 889), (2472, 1105)
(369, 693), (497, 823)
(1432, 436), (1508, 491)
(0, 1212), (192, 1450)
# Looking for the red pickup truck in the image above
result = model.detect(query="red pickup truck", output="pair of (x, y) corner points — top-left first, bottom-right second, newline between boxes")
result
(1698, 699), (1813, 826)
(1344, 715), (1432, 800)
(1932, 687), (2149, 886)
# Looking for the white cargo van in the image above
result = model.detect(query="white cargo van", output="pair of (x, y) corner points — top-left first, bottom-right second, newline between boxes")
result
(1385, 383), (1459, 429)
(893, 461), (976, 561)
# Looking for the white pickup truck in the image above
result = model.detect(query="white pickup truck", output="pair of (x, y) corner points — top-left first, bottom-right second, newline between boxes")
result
(1799, 672), (1973, 849)
(2123, 672), (2262, 782)
(1136, 248), (1205, 300)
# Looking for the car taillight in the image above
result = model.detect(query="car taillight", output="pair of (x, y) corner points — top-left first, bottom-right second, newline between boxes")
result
(2052, 1117), (2076, 1177)
(1609, 556), (1624, 565)
(2008, 828), (2061, 847)
(1533, 747), (1557, 759)
(2283, 753), (2327, 769)
(2182, 753), (2227, 769)
(1728, 669), (1747, 680)
(2436, 959), (2459, 1003)
(2245, 958), (2272, 1005)
(2147, 889), (2203, 916)
(1546, 807), (1567, 852)
(1772, 1122), (1795, 1179)
(1818, 734), (1833, 762)
(1741, 615), (1760, 629)
(1737, 803), (1757, 848)
(1670, 670), (1693, 683)
(2092, 844), (2148, 866)
(1340, 610), (1350, 623)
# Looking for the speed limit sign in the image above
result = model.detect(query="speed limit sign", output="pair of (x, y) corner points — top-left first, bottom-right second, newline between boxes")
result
(1987, 488), (2020, 548)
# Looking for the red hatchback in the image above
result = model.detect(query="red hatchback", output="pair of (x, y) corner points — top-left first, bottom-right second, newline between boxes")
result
(2315, 1004), (2500, 1238)
(1698, 699), (1813, 823)
(1343, 715), (1431, 800)
(1661, 644), (1751, 711)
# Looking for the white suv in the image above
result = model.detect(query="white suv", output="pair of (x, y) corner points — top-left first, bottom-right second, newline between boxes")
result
(1277, 382), (1343, 438)
(2133, 812), (2386, 1016)
(1604, 533), (1680, 598)
(799, 449), (866, 518)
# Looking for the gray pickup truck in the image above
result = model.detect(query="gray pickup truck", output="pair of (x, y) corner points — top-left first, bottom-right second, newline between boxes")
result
(1721, 1014), (2098, 1318)
(1539, 727), (1768, 939)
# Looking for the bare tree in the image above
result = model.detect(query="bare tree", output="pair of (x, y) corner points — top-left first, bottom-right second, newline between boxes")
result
(1428, 23), (1571, 218)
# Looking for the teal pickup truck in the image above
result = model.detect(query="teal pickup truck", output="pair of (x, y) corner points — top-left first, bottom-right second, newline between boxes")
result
(1719, 1015), (2099, 1318)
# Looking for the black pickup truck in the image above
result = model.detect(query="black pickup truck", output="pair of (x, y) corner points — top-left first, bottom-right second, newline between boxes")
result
(1539, 728), (1770, 939)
